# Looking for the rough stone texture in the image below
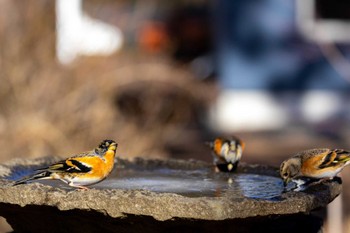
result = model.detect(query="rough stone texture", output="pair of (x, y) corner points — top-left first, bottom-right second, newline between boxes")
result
(0, 157), (342, 233)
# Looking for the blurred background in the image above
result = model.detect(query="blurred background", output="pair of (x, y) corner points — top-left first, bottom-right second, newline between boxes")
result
(1, 0), (350, 232)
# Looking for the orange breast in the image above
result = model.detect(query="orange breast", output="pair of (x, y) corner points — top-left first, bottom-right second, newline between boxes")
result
(74, 150), (116, 178)
(214, 139), (223, 156)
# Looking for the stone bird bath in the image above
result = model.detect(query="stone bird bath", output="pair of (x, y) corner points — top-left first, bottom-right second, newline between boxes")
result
(0, 157), (342, 233)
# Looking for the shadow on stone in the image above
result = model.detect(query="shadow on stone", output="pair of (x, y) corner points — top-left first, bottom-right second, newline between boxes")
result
(0, 203), (324, 233)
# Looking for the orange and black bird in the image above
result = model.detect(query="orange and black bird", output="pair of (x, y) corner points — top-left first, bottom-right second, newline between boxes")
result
(280, 148), (350, 186)
(207, 136), (245, 172)
(14, 139), (117, 189)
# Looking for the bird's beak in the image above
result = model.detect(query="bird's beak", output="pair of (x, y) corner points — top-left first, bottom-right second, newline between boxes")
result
(227, 163), (234, 171)
(205, 141), (213, 148)
(283, 178), (291, 187)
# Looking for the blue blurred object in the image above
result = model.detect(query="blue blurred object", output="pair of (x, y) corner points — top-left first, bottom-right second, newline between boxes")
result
(210, 0), (350, 132)
(213, 0), (350, 91)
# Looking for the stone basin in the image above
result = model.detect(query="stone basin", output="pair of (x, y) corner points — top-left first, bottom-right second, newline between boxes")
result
(0, 157), (342, 233)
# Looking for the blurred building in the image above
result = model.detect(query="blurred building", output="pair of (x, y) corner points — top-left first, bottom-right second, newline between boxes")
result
(209, 0), (350, 132)
(56, 0), (123, 64)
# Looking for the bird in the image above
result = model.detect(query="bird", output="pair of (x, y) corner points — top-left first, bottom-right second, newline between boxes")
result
(14, 139), (118, 190)
(207, 136), (245, 172)
(280, 148), (350, 187)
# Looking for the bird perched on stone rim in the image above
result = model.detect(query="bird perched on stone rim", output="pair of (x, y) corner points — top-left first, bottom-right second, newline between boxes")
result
(14, 139), (118, 190)
(207, 136), (245, 172)
(280, 148), (350, 186)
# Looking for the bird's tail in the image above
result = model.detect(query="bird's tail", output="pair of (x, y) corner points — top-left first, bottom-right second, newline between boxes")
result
(335, 149), (350, 164)
(13, 171), (52, 186)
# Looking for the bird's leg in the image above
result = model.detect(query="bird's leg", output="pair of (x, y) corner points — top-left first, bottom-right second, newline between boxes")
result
(307, 178), (329, 186)
(317, 176), (341, 184)
(56, 178), (87, 190)
(57, 178), (70, 185)
(68, 182), (89, 190)
(214, 166), (220, 173)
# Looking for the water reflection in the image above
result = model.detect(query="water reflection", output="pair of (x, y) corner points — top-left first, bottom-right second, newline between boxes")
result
(95, 167), (284, 200)
(5, 164), (285, 200)
(235, 174), (284, 200)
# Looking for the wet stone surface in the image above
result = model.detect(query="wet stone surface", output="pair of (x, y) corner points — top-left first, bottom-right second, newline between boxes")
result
(0, 157), (343, 233)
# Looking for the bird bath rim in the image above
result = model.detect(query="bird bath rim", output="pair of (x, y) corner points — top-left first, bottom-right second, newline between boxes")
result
(0, 157), (342, 221)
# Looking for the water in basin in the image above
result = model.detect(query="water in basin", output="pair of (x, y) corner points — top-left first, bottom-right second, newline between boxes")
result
(6, 164), (284, 200)
(96, 167), (284, 199)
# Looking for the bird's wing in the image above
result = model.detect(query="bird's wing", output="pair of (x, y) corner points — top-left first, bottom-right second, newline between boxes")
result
(318, 149), (350, 169)
(332, 149), (350, 164)
(37, 153), (93, 174)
